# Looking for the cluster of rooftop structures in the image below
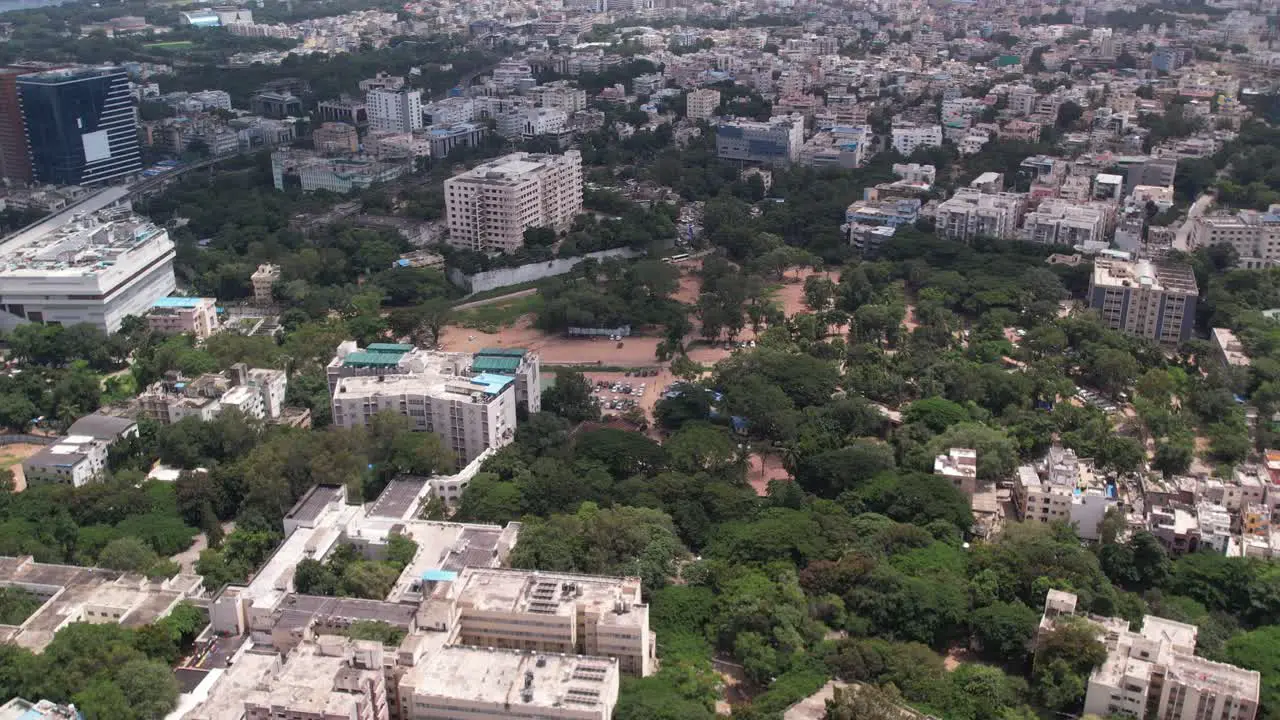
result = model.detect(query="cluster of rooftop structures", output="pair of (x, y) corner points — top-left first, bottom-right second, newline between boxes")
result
(2, 451), (653, 720)
(138, 363), (290, 426)
(0, 553), (204, 652)
(0, 199), (176, 333)
(1014, 445), (1117, 542)
(1140, 455), (1280, 560)
(181, 472), (649, 720)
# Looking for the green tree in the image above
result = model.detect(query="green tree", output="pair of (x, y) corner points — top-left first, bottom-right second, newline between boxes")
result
(97, 536), (160, 573)
(544, 369), (601, 423)
(795, 440), (896, 496)
(1225, 626), (1280, 716)
(1033, 615), (1108, 711)
(293, 558), (338, 596)
(338, 560), (400, 600)
(454, 473), (523, 523)
(115, 658), (180, 719)
(0, 587), (42, 625)
(904, 396), (970, 433)
(970, 600), (1038, 661)
(663, 422), (739, 475)
(929, 423), (1018, 481)
(1096, 436), (1145, 475)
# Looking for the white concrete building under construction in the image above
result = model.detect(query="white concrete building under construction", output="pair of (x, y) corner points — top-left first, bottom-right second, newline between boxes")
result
(0, 197), (175, 332)
(444, 151), (583, 253)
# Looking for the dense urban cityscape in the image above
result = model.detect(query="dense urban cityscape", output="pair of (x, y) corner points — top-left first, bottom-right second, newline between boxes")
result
(0, 0), (1278, 718)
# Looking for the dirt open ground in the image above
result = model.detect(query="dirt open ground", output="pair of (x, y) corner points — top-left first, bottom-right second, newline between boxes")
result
(0, 443), (47, 492)
(747, 453), (791, 496)
(437, 262), (848, 426)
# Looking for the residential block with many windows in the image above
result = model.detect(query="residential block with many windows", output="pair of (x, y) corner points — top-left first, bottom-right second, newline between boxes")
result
(328, 342), (542, 464)
(1088, 258), (1198, 344)
(444, 151), (583, 253)
(1188, 208), (1280, 269)
(1040, 590), (1260, 720)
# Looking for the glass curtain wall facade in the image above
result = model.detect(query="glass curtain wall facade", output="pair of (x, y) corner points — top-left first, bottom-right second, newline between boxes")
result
(17, 66), (141, 185)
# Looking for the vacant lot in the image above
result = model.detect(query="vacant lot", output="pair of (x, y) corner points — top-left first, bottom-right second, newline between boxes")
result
(451, 294), (544, 333)
(0, 443), (48, 492)
(436, 263), (842, 372)
(747, 453), (790, 496)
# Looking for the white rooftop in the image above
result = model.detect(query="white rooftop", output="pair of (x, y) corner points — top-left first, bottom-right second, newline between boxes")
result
(402, 646), (619, 713)
(0, 207), (167, 278)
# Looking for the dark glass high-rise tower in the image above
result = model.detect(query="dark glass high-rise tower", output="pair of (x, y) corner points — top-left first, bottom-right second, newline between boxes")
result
(16, 66), (141, 185)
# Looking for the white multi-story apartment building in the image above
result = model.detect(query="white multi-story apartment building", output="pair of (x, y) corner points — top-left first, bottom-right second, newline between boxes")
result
(367, 87), (423, 133)
(1089, 258), (1198, 344)
(423, 96), (475, 126)
(686, 88), (721, 120)
(0, 203), (175, 333)
(515, 107), (568, 139)
(359, 72), (405, 93)
(1023, 199), (1112, 245)
(327, 343), (541, 412)
(331, 366), (515, 465)
(892, 163), (936, 184)
(934, 188), (1026, 242)
(890, 122), (942, 155)
(491, 60), (536, 92)
(188, 89), (232, 111)
(1007, 85), (1039, 116)
(444, 151), (583, 253)
(527, 81), (588, 113)
(1014, 445), (1115, 541)
(1188, 208), (1280, 269)
(328, 342), (544, 463)
(958, 129), (991, 156)
(1041, 590), (1260, 720)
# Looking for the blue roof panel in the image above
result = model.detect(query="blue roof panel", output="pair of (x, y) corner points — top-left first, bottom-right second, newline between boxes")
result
(470, 373), (514, 394)
(153, 296), (208, 308)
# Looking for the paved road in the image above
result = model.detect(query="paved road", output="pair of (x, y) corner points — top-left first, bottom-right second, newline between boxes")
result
(171, 521), (236, 575)
(1173, 193), (1214, 252)
(453, 287), (539, 310)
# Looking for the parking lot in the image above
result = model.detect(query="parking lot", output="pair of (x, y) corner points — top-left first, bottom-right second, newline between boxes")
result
(1075, 386), (1121, 414)
(575, 369), (674, 426)
(589, 369), (661, 415)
